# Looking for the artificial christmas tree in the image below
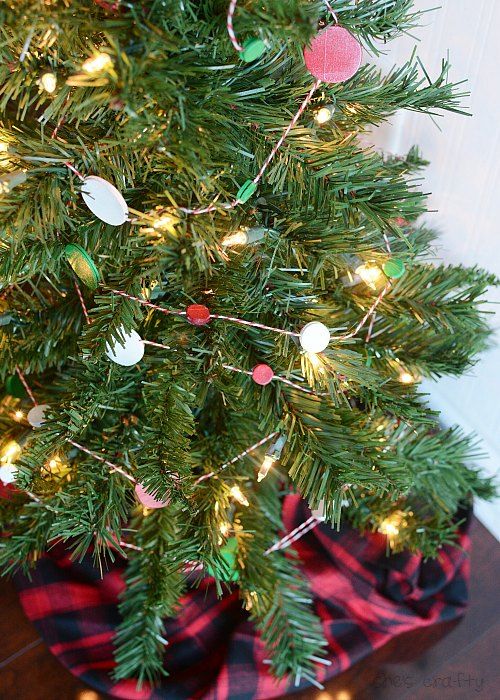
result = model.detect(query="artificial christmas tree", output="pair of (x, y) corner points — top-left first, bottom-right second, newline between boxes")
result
(0, 0), (496, 696)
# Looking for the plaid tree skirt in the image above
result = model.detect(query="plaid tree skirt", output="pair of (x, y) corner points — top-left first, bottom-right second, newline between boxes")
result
(13, 495), (471, 700)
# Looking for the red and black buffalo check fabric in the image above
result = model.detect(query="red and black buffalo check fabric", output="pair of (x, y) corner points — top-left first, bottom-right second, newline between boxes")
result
(13, 495), (471, 699)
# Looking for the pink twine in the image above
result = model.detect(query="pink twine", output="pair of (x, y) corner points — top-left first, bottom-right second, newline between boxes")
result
(265, 514), (323, 554)
(73, 277), (91, 324)
(15, 366), (37, 406)
(67, 439), (137, 484)
(108, 289), (297, 337)
(195, 431), (279, 483)
(227, 0), (243, 52)
(64, 161), (84, 181)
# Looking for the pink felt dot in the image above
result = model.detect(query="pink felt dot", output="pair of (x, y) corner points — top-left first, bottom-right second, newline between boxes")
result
(135, 483), (169, 509)
(252, 363), (274, 386)
(304, 26), (362, 84)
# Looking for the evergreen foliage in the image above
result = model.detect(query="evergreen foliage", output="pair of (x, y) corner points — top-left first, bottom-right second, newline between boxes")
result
(0, 0), (496, 686)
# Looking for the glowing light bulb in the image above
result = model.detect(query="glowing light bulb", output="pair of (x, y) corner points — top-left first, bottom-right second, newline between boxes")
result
(222, 229), (249, 247)
(230, 485), (249, 507)
(153, 214), (174, 230)
(14, 410), (24, 421)
(315, 105), (335, 124)
(399, 371), (415, 385)
(378, 511), (406, 543)
(82, 53), (113, 74)
(299, 321), (331, 353)
(355, 263), (383, 289)
(257, 455), (276, 482)
(40, 72), (57, 93)
(1, 440), (21, 465)
(220, 522), (231, 537)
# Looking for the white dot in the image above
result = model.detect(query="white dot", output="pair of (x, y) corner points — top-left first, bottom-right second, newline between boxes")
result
(105, 329), (145, 366)
(27, 404), (50, 428)
(81, 176), (128, 226)
(299, 321), (331, 353)
(0, 464), (18, 484)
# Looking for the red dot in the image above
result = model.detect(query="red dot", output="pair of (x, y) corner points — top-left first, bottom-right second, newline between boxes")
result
(252, 363), (274, 386)
(303, 26), (362, 84)
(186, 304), (211, 326)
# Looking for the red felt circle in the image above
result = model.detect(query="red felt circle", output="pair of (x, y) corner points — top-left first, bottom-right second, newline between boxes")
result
(252, 363), (274, 386)
(186, 304), (211, 326)
(303, 26), (362, 84)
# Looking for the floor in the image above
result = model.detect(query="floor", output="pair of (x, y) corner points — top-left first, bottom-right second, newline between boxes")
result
(0, 517), (498, 700)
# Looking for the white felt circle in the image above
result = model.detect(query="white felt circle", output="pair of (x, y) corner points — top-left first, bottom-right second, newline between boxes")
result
(299, 321), (331, 353)
(105, 329), (145, 366)
(81, 175), (128, 226)
(0, 464), (18, 484)
(27, 404), (50, 428)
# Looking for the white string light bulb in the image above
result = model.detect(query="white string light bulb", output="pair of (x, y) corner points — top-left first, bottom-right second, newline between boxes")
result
(221, 226), (268, 247)
(299, 321), (331, 353)
(257, 454), (276, 482)
(398, 370), (415, 384)
(82, 53), (113, 74)
(315, 104), (335, 124)
(230, 485), (249, 507)
(40, 72), (57, 93)
(355, 263), (383, 289)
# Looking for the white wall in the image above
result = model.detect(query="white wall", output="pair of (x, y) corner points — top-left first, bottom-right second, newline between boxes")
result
(369, 0), (500, 538)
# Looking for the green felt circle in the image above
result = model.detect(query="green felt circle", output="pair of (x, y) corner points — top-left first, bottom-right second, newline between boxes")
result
(236, 179), (257, 203)
(64, 244), (100, 290)
(5, 375), (27, 399)
(383, 258), (406, 279)
(207, 537), (239, 582)
(241, 38), (267, 63)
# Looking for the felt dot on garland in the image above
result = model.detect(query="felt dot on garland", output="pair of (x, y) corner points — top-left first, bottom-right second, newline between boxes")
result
(0, 463), (17, 485)
(252, 363), (274, 386)
(186, 304), (211, 326)
(206, 537), (239, 582)
(304, 26), (363, 83)
(5, 375), (27, 399)
(81, 175), (128, 226)
(105, 329), (145, 366)
(299, 321), (331, 353)
(240, 38), (267, 63)
(64, 244), (100, 290)
(135, 483), (170, 509)
(27, 404), (50, 428)
(383, 258), (406, 279)
(236, 179), (257, 203)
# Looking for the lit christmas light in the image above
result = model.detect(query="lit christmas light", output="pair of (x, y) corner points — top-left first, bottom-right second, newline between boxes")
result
(378, 511), (406, 546)
(230, 485), (249, 507)
(315, 105), (335, 124)
(299, 321), (331, 353)
(222, 228), (248, 247)
(221, 226), (268, 247)
(1, 440), (21, 465)
(257, 454), (276, 482)
(153, 214), (175, 230)
(40, 72), (57, 93)
(355, 263), (383, 289)
(82, 52), (113, 74)
(399, 371), (415, 384)
(14, 410), (24, 421)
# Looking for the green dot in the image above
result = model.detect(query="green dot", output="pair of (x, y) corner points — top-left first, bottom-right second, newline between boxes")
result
(240, 38), (267, 63)
(6, 375), (27, 399)
(206, 537), (239, 582)
(383, 258), (406, 279)
(236, 179), (257, 203)
(64, 244), (100, 290)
